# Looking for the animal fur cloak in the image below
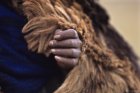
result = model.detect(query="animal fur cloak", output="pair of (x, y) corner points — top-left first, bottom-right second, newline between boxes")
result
(7, 0), (140, 93)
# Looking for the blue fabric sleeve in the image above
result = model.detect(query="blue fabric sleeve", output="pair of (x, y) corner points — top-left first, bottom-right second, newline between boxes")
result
(0, 3), (61, 93)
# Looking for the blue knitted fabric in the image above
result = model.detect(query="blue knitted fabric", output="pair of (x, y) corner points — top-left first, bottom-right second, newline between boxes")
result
(0, 3), (60, 93)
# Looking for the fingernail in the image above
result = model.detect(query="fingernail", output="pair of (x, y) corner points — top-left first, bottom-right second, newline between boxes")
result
(54, 35), (61, 40)
(51, 49), (56, 53)
(55, 56), (61, 60)
(49, 41), (53, 46)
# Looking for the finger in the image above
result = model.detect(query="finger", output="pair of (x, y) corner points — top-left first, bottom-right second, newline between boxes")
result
(55, 29), (63, 35)
(54, 29), (79, 40)
(55, 56), (78, 69)
(49, 39), (82, 48)
(51, 49), (81, 58)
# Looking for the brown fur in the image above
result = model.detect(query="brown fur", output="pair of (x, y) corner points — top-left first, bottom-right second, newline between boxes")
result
(11, 0), (140, 93)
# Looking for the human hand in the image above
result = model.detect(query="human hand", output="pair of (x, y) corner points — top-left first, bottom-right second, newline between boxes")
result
(49, 29), (82, 69)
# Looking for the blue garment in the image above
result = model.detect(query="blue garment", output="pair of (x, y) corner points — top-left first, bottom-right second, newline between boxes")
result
(0, 3), (60, 93)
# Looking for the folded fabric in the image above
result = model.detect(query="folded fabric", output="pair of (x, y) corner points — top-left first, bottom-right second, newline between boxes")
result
(0, 3), (60, 93)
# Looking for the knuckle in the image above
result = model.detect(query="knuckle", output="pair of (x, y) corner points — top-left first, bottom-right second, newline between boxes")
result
(77, 40), (82, 47)
(69, 39), (74, 47)
(77, 49), (81, 54)
(73, 30), (78, 38)
(71, 49), (80, 57)
(69, 29), (76, 32)
(70, 39), (81, 48)
(72, 59), (78, 66)
(69, 29), (78, 38)
(75, 49), (81, 57)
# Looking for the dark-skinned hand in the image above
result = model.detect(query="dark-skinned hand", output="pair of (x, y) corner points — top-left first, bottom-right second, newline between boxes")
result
(49, 29), (82, 69)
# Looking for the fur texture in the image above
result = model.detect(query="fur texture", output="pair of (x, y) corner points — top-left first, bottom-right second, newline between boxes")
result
(11, 0), (140, 93)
